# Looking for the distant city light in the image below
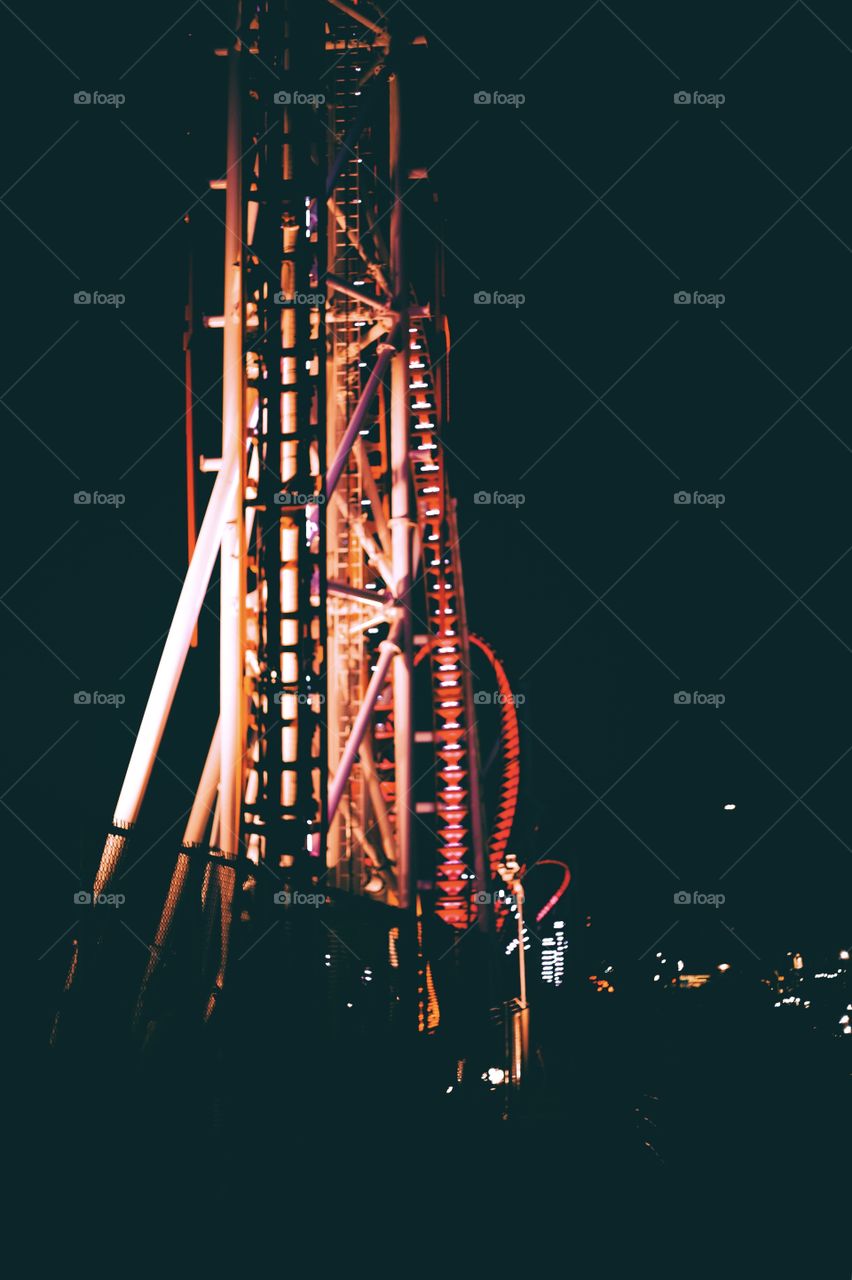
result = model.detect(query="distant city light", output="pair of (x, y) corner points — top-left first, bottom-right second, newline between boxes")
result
(723, 803), (736, 810)
(718, 963), (731, 972)
(840, 950), (850, 960)
(541, 919), (567, 987)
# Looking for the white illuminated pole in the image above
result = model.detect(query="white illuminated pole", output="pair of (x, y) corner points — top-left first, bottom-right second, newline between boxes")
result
(515, 881), (528, 1010)
(91, 460), (237, 896)
(219, 37), (246, 863)
(389, 67), (414, 911)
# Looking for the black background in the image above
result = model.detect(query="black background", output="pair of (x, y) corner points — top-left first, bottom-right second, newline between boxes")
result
(4, 1), (850, 1265)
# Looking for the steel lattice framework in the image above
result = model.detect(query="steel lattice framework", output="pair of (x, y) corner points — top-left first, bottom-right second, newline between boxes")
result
(56, 0), (527, 1046)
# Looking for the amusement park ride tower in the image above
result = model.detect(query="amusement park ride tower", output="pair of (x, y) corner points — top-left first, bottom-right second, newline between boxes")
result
(55, 0), (526, 1073)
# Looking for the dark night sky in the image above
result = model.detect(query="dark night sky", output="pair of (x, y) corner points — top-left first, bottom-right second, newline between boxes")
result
(5, 2), (852, 1024)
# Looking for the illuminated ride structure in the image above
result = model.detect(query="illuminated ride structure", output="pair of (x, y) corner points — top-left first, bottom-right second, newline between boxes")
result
(55, 0), (527, 1083)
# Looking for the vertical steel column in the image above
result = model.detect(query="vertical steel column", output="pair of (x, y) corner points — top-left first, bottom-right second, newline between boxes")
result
(388, 67), (414, 911)
(219, 36), (246, 861)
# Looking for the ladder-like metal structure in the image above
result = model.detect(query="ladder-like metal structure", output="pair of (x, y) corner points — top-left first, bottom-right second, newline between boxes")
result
(55, 0), (526, 1057)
